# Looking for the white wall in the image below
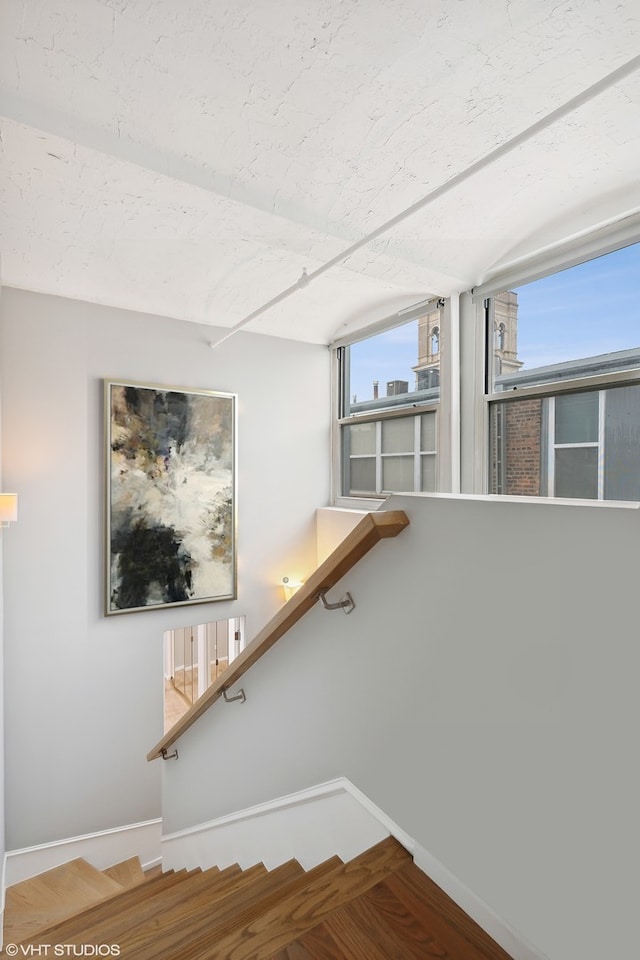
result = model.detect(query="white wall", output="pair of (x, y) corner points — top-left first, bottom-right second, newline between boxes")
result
(162, 492), (640, 960)
(0, 287), (330, 850)
(315, 506), (370, 564)
(0, 280), (6, 907)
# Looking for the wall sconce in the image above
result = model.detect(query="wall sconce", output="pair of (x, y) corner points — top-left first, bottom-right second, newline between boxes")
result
(0, 493), (18, 528)
(281, 576), (303, 601)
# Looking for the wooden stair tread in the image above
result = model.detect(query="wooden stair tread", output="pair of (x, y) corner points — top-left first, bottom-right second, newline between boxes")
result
(119, 861), (283, 959)
(139, 859), (312, 960)
(111, 864), (267, 960)
(385, 863), (515, 960)
(268, 946), (316, 960)
(190, 836), (410, 960)
(103, 856), (147, 888)
(322, 889), (451, 959)
(18, 865), (230, 948)
(3, 838), (516, 960)
(359, 877), (466, 959)
(282, 922), (350, 960)
(4, 858), (125, 944)
(303, 916), (394, 960)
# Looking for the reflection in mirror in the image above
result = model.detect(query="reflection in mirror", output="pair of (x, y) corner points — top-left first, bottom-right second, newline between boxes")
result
(163, 616), (246, 732)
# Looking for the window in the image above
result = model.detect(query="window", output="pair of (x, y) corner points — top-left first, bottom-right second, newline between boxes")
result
(336, 302), (443, 498)
(343, 411), (437, 495)
(487, 241), (640, 501)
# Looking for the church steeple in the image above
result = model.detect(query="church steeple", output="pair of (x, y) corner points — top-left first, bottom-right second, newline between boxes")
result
(413, 303), (442, 389)
(493, 291), (523, 375)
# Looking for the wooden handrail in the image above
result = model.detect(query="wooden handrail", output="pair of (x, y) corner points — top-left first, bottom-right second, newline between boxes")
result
(148, 509), (409, 760)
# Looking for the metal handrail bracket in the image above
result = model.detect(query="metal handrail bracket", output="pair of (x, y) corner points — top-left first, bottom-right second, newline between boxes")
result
(222, 687), (246, 704)
(317, 588), (356, 615)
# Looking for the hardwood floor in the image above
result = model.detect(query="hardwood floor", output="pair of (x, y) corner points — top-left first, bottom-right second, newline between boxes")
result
(164, 661), (230, 732)
(164, 679), (191, 731)
(4, 839), (517, 959)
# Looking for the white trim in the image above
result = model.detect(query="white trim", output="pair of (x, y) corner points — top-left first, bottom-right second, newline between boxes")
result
(436, 297), (451, 492)
(449, 294), (461, 493)
(472, 211), (640, 302)
(3, 817), (162, 889)
(332, 497), (385, 510)
(412, 842), (550, 960)
(340, 779), (414, 850)
(330, 297), (441, 349)
(330, 341), (341, 503)
(375, 489), (640, 509)
(163, 779), (349, 841)
(161, 778), (547, 960)
(598, 389), (606, 500)
(548, 395), (555, 496)
(161, 778), (393, 872)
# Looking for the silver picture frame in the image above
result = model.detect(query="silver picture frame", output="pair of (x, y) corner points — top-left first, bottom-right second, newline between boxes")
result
(105, 379), (237, 615)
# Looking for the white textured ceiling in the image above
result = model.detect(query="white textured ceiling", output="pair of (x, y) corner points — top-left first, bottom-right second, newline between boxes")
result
(1, 0), (639, 343)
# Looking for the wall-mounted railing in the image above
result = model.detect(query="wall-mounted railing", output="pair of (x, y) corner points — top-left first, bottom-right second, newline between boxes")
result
(148, 509), (409, 760)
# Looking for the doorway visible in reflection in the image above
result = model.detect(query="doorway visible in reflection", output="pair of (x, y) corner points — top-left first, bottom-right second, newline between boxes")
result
(163, 616), (246, 732)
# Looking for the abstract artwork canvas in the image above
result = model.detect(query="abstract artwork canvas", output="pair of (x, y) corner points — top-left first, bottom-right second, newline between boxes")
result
(105, 380), (236, 615)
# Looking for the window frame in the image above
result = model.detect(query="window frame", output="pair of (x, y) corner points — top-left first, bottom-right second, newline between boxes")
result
(340, 406), (439, 497)
(331, 296), (451, 504)
(479, 230), (640, 500)
(547, 392), (605, 500)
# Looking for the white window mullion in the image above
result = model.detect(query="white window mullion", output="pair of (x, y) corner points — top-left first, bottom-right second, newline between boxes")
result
(548, 396), (556, 495)
(413, 415), (421, 491)
(598, 390), (605, 499)
(375, 420), (382, 494)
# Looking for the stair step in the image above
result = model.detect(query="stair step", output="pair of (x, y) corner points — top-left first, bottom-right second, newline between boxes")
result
(103, 856), (147, 889)
(272, 857), (516, 960)
(133, 859), (309, 960)
(357, 876), (465, 959)
(306, 892), (443, 960)
(15, 869), (197, 947)
(4, 858), (125, 944)
(119, 861), (275, 959)
(3, 838), (516, 960)
(188, 836), (410, 960)
(294, 915), (386, 960)
(268, 946), (316, 960)
(65, 863), (250, 949)
(383, 861), (514, 960)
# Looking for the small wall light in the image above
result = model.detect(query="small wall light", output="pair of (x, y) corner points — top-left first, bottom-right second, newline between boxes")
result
(281, 576), (303, 601)
(0, 493), (18, 528)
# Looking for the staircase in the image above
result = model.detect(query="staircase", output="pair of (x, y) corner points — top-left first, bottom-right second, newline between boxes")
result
(3, 838), (515, 959)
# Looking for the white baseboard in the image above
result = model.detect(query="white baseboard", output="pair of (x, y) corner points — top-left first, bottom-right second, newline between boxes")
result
(162, 779), (548, 960)
(161, 778), (394, 872)
(3, 817), (163, 889)
(412, 842), (550, 960)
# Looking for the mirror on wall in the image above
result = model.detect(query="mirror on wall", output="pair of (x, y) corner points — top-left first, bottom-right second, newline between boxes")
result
(163, 616), (245, 731)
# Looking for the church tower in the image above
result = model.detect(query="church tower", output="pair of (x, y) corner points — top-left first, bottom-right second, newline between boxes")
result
(413, 302), (443, 389)
(493, 290), (523, 375)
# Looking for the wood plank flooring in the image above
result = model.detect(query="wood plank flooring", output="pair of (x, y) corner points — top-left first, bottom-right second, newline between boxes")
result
(164, 660), (230, 731)
(4, 858), (126, 944)
(3, 838), (518, 960)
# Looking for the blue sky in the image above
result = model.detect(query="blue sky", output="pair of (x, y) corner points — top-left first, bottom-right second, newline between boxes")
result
(348, 242), (639, 403)
(515, 242), (639, 368)
(349, 320), (420, 404)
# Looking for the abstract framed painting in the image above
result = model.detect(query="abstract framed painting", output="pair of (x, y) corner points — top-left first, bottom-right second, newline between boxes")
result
(105, 379), (237, 615)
